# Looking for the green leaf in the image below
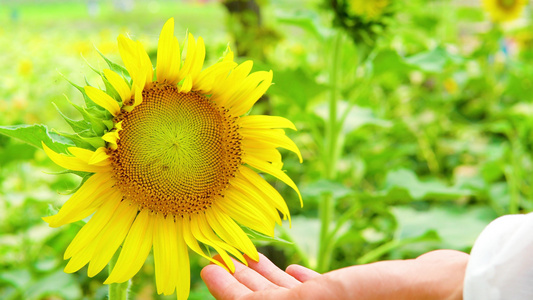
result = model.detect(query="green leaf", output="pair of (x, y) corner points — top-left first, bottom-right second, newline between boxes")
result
(0, 269), (31, 289)
(383, 169), (471, 200)
(301, 179), (354, 199)
(276, 10), (330, 40)
(404, 46), (463, 73)
(392, 205), (497, 250)
(0, 141), (37, 166)
(24, 270), (82, 300)
(0, 124), (74, 154)
(268, 67), (326, 110)
(371, 49), (408, 76)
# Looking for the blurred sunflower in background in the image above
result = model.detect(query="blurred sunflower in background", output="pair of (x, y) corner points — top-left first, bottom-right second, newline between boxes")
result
(347, 0), (390, 21)
(482, 0), (528, 23)
(328, 0), (396, 48)
(43, 18), (301, 300)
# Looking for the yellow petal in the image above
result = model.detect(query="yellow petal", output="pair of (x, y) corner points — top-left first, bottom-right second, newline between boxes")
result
(43, 173), (116, 228)
(238, 115), (297, 131)
(205, 208), (259, 261)
(189, 36), (205, 79)
(212, 60), (253, 105)
(176, 33), (197, 82)
(230, 174), (282, 225)
(102, 132), (120, 150)
(175, 223), (190, 300)
(64, 239), (98, 273)
(216, 189), (274, 236)
(224, 71), (270, 108)
(135, 40), (153, 87)
(153, 213), (178, 295)
(230, 70), (273, 116)
(88, 147), (110, 165)
(242, 155), (302, 207)
(244, 147), (282, 166)
(156, 18), (180, 83)
(104, 69), (131, 102)
(222, 45), (234, 63)
(84, 86), (121, 116)
(238, 166), (291, 221)
(118, 35), (153, 89)
(87, 201), (137, 277)
(178, 75), (192, 93)
(105, 209), (154, 284)
(195, 213), (247, 264)
(66, 146), (110, 167)
(64, 191), (123, 259)
(179, 217), (229, 272)
(118, 35), (140, 82)
(189, 213), (237, 273)
(194, 61), (236, 93)
(42, 143), (111, 173)
(240, 128), (302, 163)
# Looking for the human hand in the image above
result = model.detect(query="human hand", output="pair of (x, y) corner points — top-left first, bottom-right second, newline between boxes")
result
(201, 250), (469, 300)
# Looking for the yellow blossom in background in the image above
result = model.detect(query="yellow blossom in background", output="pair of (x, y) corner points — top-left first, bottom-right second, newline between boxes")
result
(482, 0), (528, 23)
(443, 78), (458, 94)
(43, 18), (302, 300)
(347, 0), (390, 21)
(18, 59), (33, 76)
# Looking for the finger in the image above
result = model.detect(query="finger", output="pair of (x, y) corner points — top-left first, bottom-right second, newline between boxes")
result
(231, 256), (282, 291)
(286, 264), (321, 282)
(245, 253), (302, 288)
(201, 264), (252, 300)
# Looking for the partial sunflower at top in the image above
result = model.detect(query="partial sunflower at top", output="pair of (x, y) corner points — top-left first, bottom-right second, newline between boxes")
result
(482, 0), (528, 23)
(42, 18), (302, 300)
(328, 0), (396, 47)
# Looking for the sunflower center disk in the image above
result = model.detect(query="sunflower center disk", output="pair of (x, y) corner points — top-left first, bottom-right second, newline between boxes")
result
(110, 83), (242, 216)
(498, 0), (516, 9)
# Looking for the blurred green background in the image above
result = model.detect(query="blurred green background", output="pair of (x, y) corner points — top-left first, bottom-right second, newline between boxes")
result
(1, 0), (533, 299)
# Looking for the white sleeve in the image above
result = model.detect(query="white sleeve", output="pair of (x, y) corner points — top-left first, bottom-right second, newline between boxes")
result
(463, 213), (533, 300)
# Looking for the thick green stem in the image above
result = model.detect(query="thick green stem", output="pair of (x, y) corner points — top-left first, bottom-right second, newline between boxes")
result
(324, 32), (343, 180)
(317, 31), (343, 273)
(108, 253), (130, 300)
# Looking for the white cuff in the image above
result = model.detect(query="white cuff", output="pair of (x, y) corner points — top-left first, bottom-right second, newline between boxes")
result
(463, 212), (533, 300)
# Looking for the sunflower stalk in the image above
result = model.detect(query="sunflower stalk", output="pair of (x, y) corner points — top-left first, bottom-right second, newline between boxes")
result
(108, 252), (130, 300)
(317, 30), (344, 273)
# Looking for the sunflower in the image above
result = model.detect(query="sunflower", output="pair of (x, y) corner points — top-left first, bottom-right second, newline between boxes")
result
(347, 0), (390, 21)
(482, 0), (528, 23)
(43, 18), (302, 299)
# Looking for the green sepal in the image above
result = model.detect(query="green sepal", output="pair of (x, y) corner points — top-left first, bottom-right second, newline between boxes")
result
(61, 73), (100, 110)
(81, 54), (103, 77)
(0, 124), (74, 154)
(46, 169), (93, 180)
(241, 226), (292, 245)
(47, 171), (94, 195)
(80, 136), (106, 149)
(69, 101), (107, 136)
(103, 77), (122, 104)
(69, 172), (94, 194)
(53, 102), (92, 134)
(57, 131), (96, 151)
(96, 48), (131, 84)
(102, 119), (114, 131)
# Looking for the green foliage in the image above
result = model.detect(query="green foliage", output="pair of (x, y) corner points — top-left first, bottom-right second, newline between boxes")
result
(2, 0), (533, 298)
